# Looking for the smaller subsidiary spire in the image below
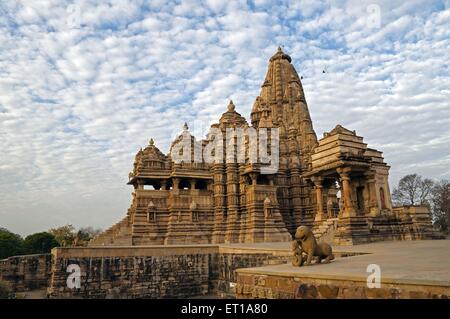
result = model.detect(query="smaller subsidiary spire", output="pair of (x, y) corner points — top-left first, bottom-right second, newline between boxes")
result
(227, 100), (235, 112)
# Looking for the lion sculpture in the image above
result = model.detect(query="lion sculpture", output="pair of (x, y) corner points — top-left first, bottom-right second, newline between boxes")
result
(294, 225), (334, 266)
(291, 240), (305, 266)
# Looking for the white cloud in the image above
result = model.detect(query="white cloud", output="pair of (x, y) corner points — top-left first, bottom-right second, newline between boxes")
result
(0, 0), (449, 235)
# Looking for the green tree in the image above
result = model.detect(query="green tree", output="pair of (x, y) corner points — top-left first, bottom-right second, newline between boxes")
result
(23, 232), (59, 254)
(430, 180), (450, 234)
(0, 228), (24, 259)
(392, 174), (435, 206)
(49, 225), (75, 246)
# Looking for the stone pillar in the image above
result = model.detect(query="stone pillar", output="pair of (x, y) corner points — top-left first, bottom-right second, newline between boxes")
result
(311, 176), (324, 222)
(364, 171), (378, 217)
(250, 173), (257, 187)
(337, 167), (356, 217)
(211, 163), (226, 243)
(190, 179), (196, 190)
(172, 178), (179, 190)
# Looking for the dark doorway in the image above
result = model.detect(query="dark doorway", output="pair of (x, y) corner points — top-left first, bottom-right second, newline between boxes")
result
(356, 186), (365, 213)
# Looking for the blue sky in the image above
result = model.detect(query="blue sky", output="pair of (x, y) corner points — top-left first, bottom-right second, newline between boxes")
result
(1, 0), (449, 235)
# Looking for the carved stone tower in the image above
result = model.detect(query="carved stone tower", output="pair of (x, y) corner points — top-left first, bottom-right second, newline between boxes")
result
(251, 47), (318, 233)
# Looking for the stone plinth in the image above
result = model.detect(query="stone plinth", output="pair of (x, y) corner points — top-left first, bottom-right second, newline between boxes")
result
(236, 239), (450, 299)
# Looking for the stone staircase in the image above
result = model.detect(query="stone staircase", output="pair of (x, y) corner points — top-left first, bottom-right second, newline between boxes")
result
(89, 216), (132, 246)
(313, 218), (339, 243)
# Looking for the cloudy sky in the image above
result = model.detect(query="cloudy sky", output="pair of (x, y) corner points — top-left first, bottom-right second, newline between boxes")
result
(1, 0), (449, 236)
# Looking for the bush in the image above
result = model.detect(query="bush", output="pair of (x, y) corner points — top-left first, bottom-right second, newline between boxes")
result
(23, 232), (59, 254)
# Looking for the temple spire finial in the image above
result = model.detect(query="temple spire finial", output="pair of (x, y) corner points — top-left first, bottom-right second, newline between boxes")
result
(227, 100), (235, 112)
(183, 122), (189, 131)
(149, 138), (154, 146)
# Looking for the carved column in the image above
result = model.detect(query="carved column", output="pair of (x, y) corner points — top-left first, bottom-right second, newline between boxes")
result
(250, 173), (258, 187)
(190, 179), (196, 190)
(172, 178), (179, 190)
(364, 171), (378, 217)
(337, 167), (356, 217)
(312, 176), (324, 222)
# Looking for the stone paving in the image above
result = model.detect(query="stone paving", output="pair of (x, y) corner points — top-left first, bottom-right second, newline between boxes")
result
(233, 239), (450, 287)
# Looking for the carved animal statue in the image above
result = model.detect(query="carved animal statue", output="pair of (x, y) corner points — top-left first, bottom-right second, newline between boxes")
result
(291, 240), (305, 266)
(294, 225), (334, 265)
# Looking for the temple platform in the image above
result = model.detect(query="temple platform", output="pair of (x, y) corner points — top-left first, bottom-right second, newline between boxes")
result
(234, 239), (450, 299)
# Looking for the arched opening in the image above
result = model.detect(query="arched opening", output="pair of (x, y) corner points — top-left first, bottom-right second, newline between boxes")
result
(356, 186), (365, 213)
(257, 175), (270, 185)
(143, 180), (161, 190)
(179, 179), (190, 190)
(195, 180), (208, 190)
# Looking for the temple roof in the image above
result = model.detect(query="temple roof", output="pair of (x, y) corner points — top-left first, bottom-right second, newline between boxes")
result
(269, 46), (292, 63)
(218, 100), (248, 128)
(326, 124), (357, 137)
(251, 47), (309, 128)
(260, 47), (304, 103)
(135, 138), (166, 163)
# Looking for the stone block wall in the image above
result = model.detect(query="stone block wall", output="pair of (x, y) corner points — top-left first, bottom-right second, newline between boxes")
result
(47, 246), (217, 298)
(213, 248), (291, 297)
(235, 272), (450, 299)
(0, 254), (52, 291)
(45, 245), (291, 299)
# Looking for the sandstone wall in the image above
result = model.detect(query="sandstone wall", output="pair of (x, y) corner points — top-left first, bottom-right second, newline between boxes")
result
(235, 272), (450, 299)
(0, 254), (52, 291)
(47, 246), (290, 299)
(214, 248), (291, 297)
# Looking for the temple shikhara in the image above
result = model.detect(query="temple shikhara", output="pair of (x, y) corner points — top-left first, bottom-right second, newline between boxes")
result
(90, 48), (433, 246)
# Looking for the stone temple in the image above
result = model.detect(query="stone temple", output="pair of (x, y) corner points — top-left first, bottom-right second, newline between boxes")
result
(90, 47), (433, 247)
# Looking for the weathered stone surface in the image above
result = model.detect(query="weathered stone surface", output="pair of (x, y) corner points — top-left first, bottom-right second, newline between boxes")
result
(0, 254), (51, 292)
(295, 284), (318, 299)
(44, 245), (290, 299)
(318, 284), (339, 299)
(236, 273), (450, 299)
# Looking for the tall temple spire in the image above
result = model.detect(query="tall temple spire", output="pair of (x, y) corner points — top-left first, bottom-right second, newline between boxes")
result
(251, 47), (309, 129)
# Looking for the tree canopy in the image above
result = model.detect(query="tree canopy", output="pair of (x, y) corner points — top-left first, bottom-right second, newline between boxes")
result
(23, 232), (59, 254)
(0, 224), (103, 259)
(49, 225), (76, 246)
(0, 229), (23, 259)
(392, 174), (434, 206)
(430, 180), (450, 234)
